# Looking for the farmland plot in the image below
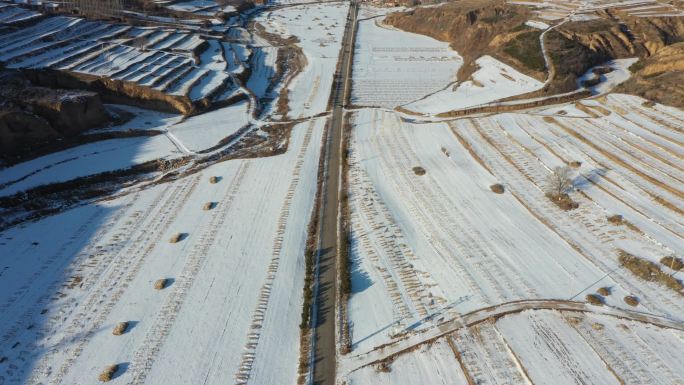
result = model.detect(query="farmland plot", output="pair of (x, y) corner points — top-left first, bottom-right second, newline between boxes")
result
(0, 135), (179, 197)
(351, 16), (462, 108)
(0, 118), (325, 385)
(404, 55), (544, 115)
(256, 2), (349, 117)
(347, 339), (469, 385)
(0, 16), (248, 103)
(347, 108), (620, 350)
(497, 310), (622, 385)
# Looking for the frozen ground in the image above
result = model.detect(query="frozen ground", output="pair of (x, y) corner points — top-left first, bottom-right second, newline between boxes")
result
(0, 118), (325, 385)
(0, 135), (179, 197)
(169, 100), (251, 152)
(342, 92), (684, 382)
(351, 16), (462, 108)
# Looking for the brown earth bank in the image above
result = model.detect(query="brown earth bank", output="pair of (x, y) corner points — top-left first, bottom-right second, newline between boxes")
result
(385, 1), (684, 103)
(614, 42), (684, 109)
(0, 70), (110, 161)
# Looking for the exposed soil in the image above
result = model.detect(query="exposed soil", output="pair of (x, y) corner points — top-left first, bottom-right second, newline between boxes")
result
(385, 1), (684, 102)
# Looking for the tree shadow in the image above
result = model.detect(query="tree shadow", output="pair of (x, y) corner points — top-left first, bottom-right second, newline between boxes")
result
(573, 168), (607, 191)
(349, 234), (373, 294)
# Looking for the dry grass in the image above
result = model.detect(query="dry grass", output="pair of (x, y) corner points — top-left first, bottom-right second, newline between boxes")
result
(597, 287), (611, 296)
(624, 295), (639, 306)
(546, 192), (579, 210)
(209, 176), (219, 184)
(569, 161), (582, 168)
(619, 250), (683, 293)
(591, 322), (605, 330)
(412, 166), (426, 176)
(490, 183), (505, 194)
(203, 202), (215, 211)
(376, 361), (392, 373)
(585, 294), (604, 306)
(169, 233), (184, 243)
(607, 214), (623, 224)
(661, 256), (684, 271)
(112, 322), (129, 336)
(98, 364), (118, 382)
(154, 278), (169, 290)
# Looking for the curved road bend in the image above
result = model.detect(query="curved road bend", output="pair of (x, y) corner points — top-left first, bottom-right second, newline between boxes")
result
(311, 2), (358, 385)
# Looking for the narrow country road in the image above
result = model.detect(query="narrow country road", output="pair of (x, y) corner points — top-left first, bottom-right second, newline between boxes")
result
(310, 2), (358, 385)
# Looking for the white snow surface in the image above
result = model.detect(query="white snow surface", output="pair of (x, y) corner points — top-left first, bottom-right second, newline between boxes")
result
(0, 118), (325, 385)
(404, 55), (544, 114)
(256, 2), (349, 117)
(0, 135), (178, 197)
(169, 100), (250, 152)
(578, 57), (639, 95)
(352, 16), (462, 108)
(525, 19), (550, 29)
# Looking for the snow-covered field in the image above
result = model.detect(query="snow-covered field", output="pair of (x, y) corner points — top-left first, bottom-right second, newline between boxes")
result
(342, 92), (684, 382)
(0, 117), (325, 385)
(169, 100), (251, 152)
(0, 16), (245, 102)
(0, 135), (179, 197)
(351, 16), (462, 108)
(404, 55), (544, 114)
(256, 2), (348, 117)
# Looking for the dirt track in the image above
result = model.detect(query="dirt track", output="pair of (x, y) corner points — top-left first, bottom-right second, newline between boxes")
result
(339, 298), (684, 375)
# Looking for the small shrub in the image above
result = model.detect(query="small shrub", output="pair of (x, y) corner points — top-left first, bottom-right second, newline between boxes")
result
(569, 161), (582, 168)
(619, 250), (683, 292)
(490, 184), (505, 194)
(376, 361), (392, 373)
(112, 322), (129, 336)
(607, 214), (623, 225)
(661, 256), (683, 271)
(154, 278), (168, 290)
(591, 322), (605, 330)
(209, 176), (219, 184)
(169, 233), (184, 243)
(203, 202), (215, 211)
(546, 193), (579, 210)
(585, 294), (604, 306)
(98, 364), (118, 382)
(412, 166), (426, 176)
(629, 60), (645, 73)
(597, 287), (611, 296)
(642, 100), (656, 108)
(624, 295), (639, 306)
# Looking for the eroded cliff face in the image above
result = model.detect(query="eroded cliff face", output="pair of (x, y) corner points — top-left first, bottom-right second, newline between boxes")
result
(0, 70), (110, 161)
(385, 1), (684, 102)
(615, 42), (684, 109)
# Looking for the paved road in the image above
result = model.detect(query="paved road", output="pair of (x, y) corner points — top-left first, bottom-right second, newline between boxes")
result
(311, 2), (358, 385)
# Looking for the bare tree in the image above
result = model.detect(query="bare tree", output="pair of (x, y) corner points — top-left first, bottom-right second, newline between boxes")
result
(546, 165), (574, 199)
